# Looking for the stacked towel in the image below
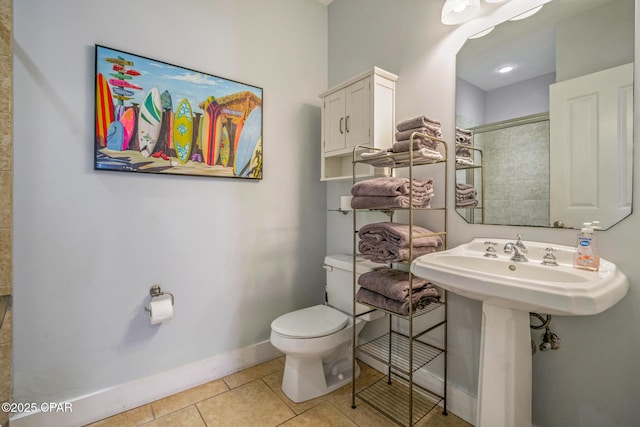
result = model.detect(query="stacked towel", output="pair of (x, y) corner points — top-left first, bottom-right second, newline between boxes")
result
(360, 147), (443, 167)
(358, 222), (443, 263)
(355, 268), (440, 316)
(455, 127), (474, 166)
(356, 268), (440, 315)
(350, 177), (435, 209)
(456, 183), (478, 208)
(393, 115), (442, 154)
(456, 126), (472, 145)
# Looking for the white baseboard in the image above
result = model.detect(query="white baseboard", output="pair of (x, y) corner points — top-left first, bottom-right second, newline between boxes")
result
(355, 351), (477, 425)
(11, 340), (282, 427)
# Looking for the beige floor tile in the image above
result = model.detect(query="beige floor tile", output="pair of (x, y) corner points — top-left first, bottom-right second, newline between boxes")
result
(0, 343), (10, 402)
(279, 401), (357, 427)
(335, 397), (399, 427)
(197, 379), (295, 427)
(0, 228), (11, 295)
(0, 170), (10, 229)
(416, 408), (473, 427)
(223, 358), (283, 389)
(325, 367), (385, 407)
(141, 406), (205, 427)
(0, 306), (10, 345)
(85, 404), (154, 427)
(151, 378), (228, 418)
(0, 112), (11, 171)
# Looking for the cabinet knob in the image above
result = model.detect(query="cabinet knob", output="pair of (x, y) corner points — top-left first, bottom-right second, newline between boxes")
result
(339, 117), (344, 134)
(345, 115), (350, 133)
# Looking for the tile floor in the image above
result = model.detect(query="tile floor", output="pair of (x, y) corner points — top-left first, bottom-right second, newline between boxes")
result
(86, 357), (472, 427)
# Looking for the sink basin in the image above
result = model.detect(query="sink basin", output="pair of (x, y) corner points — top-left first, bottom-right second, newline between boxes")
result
(411, 238), (628, 315)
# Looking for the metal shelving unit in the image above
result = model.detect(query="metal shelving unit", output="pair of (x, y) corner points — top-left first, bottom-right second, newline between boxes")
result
(350, 134), (449, 426)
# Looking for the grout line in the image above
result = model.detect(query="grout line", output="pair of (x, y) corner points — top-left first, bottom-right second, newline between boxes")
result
(149, 401), (157, 420)
(194, 404), (208, 427)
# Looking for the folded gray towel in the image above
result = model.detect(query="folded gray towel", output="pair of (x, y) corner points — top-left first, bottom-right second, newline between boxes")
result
(358, 268), (428, 301)
(358, 241), (438, 263)
(392, 138), (440, 153)
(456, 147), (471, 157)
(358, 222), (443, 248)
(456, 183), (475, 191)
(456, 193), (476, 201)
(456, 126), (473, 136)
(395, 126), (442, 141)
(351, 195), (432, 210)
(351, 177), (432, 197)
(396, 115), (442, 132)
(361, 148), (443, 166)
(356, 287), (440, 316)
(456, 198), (479, 208)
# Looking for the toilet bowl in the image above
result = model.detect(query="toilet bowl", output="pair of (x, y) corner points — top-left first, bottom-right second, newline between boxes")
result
(269, 255), (385, 403)
(271, 304), (365, 402)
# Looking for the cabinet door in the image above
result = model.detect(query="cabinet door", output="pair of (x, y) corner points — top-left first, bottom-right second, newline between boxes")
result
(323, 89), (346, 154)
(345, 77), (371, 149)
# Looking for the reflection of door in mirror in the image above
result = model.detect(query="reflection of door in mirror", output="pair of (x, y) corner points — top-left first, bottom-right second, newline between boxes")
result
(550, 63), (633, 228)
(454, 0), (634, 229)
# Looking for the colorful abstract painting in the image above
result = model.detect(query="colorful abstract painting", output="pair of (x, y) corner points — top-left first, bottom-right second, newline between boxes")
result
(94, 45), (263, 179)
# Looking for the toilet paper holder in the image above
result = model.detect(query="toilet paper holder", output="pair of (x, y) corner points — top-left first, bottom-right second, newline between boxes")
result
(144, 285), (174, 312)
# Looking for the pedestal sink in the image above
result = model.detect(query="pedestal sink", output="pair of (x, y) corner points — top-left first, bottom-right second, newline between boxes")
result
(411, 238), (628, 427)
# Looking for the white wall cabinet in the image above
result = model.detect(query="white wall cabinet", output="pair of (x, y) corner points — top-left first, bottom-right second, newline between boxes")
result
(320, 67), (397, 180)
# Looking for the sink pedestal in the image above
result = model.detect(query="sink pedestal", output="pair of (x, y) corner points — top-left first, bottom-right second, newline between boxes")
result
(477, 303), (531, 427)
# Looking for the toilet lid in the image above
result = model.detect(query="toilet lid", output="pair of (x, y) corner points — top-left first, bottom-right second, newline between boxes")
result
(271, 305), (349, 338)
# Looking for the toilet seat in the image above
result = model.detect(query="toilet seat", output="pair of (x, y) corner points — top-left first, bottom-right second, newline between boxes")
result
(271, 305), (348, 338)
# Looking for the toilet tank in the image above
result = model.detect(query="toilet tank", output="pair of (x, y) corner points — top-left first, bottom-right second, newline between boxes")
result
(324, 254), (384, 315)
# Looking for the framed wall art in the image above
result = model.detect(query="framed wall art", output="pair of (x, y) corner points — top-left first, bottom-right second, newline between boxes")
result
(94, 45), (263, 179)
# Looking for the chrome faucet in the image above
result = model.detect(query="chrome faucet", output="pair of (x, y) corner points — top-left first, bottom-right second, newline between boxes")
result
(504, 234), (528, 262)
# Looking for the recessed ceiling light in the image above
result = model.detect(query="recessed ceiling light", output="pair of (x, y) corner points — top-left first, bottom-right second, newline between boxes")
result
(498, 65), (514, 73)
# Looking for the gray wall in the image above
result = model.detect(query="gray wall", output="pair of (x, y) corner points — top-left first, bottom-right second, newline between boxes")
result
(13, 0), (328, 404)
(327, 0), (640, 426)
(485, 72), (555, 123)
(556, 0), (634, 81)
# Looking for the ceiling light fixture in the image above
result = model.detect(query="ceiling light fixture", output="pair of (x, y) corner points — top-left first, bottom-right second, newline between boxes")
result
(509, 4), (544, 21)
(468, 26), (495, 39)
(484, 0), (509, 3)
(498, 65), (514, 73)
(441, 0), (482, 25)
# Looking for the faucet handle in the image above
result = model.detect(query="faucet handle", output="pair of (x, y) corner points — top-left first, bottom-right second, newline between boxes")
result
(484, 241), (498, 258)
(515, 234), (527, 252)
(541, 247), (559, 266)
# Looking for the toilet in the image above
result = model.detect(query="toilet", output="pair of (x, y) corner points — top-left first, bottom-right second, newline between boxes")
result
(270, 254), (385, 403)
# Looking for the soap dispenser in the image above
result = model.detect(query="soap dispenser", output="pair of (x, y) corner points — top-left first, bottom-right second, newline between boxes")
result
(573, 221), (600, 271)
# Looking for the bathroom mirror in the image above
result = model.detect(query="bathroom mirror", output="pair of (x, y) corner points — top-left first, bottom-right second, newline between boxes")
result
(455, 0), (634, 229)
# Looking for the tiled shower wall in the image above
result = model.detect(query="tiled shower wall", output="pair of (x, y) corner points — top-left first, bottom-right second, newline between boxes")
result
(0, 0), (11, 424)
(475, 120), (550, 227)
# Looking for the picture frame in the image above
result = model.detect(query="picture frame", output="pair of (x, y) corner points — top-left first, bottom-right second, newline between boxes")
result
(94, 45), (263, 179)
